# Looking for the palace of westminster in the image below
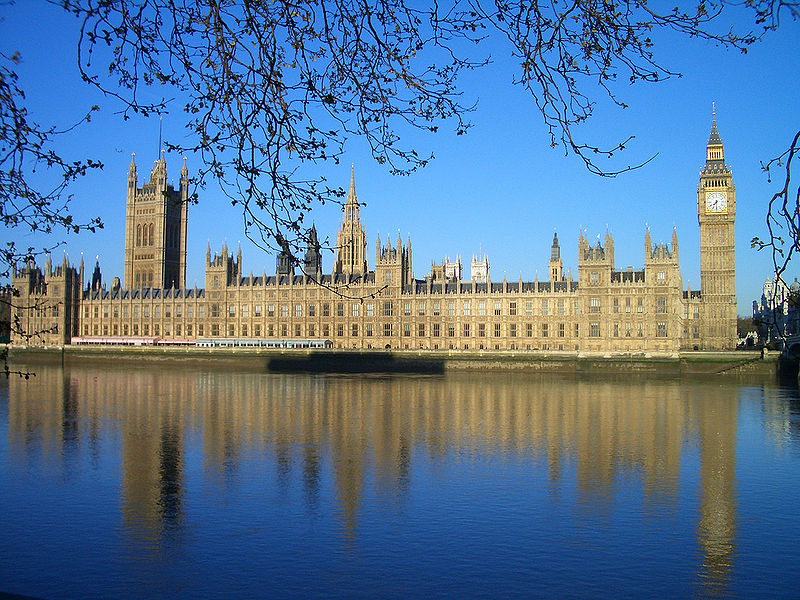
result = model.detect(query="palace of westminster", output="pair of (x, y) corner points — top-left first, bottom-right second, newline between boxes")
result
(10, 113), (738, 353)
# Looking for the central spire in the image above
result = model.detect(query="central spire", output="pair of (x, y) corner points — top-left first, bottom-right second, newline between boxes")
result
(334, 165), (368, 276)
(344, 164), (360, 223)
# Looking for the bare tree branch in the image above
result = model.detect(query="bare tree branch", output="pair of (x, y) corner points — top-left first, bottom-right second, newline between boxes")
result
(49, 0), (773, 265)
(1, 49), (104, 278)
(1, 0), (796, 290)
(751, 128), (800, 339)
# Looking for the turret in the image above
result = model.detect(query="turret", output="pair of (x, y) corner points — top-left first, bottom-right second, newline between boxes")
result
(206, 243), (239, 289)
(578, 229), (612, 286)
(127, 153), (137, 194)
(91, 259), (102, 291)
(151, 150), (167, 187)
(671, 227), (679, 263)
(549, 231), (563, 282)
(405, 237), (413, 283)
(604, 228), (615, 268)
(376, 231), (411, 287)
(276, 246), (293, 276)
(578, 229), (588, 256)
(304, 225), (322, 277)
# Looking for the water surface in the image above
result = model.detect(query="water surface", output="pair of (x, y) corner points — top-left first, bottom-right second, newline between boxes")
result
(1, 364), (799, 599)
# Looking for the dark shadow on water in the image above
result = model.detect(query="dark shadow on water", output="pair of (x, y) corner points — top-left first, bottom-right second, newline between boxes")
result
(777, 355), (799, 385)
(266, 351), (445, 374)
(774, 376), (800, 444)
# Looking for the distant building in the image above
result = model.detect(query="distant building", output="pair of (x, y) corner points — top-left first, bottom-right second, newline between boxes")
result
(444, 256), (462, 281)
(10, 111), (738, 353)
(428, 256), (462, 283)
(753, 275), (800, 343)
(470, 253), (490, 285)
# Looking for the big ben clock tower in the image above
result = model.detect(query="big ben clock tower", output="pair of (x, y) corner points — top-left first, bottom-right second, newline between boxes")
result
(697, 105), (737, 349)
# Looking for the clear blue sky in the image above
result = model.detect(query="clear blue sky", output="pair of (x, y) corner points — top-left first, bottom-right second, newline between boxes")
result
(2, 2), (799, 315)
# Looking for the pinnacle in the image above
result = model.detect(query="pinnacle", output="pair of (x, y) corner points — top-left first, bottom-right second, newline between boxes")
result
(348, 164), (356, 200)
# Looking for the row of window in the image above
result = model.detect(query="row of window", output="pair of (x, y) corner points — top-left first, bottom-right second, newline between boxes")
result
(595, 322), (669, 338)
(87, 299), (585, 320)
(86, 295), (672, 321)
(133, 270), (155, 288)
(134, 222), (180, 248)
(15, 314), (60, 335)
(684, 305), (702, 319)
(87, 303), (205, 319)
(135, 223), (155, 247)
(85, 321), (591, 339)
(86, 319), (672, 340)
(606, 297), (668, 314)
(588, 271), (669, 284)
(26, 305), (60, 317)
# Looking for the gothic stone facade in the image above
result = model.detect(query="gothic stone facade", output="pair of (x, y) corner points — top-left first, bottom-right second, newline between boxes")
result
(10, 114), (737, 353)
(10, 256), (81, 347)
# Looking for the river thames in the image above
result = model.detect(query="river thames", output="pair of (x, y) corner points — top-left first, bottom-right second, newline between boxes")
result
(1, 363), (799, 599)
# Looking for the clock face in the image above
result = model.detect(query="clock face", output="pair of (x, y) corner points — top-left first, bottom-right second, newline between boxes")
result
(705, 191), (728, 213)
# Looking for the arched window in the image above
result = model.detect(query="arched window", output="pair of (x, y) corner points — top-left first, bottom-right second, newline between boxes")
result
(136, 224), (141, 246)
(149, 223), (155, 246)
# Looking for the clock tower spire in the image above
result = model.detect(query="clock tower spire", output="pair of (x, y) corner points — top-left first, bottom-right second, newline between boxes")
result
(697, 105), (736, 349)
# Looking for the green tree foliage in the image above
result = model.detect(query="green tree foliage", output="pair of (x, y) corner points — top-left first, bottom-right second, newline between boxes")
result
(737, 316), (754, 336)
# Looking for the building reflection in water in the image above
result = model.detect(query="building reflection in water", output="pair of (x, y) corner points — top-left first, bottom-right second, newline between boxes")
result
(7, 365), (773, 591)
(691, 387), (737, 597)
